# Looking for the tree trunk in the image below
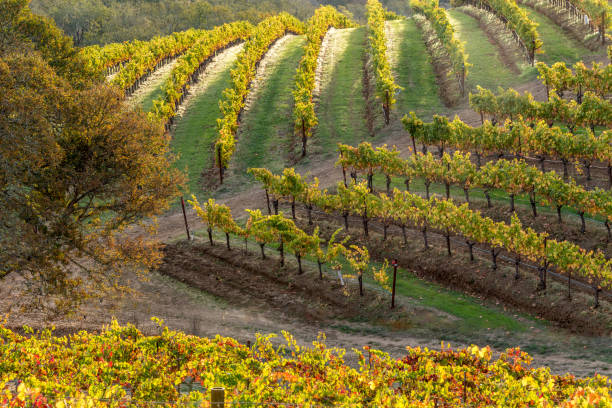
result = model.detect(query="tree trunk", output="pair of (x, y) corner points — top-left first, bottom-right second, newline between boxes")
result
(265, 189), (272, 215)
(359, 273), (364, 296)
(260, 243), (266, 259)
(291, 197), (296, 220)
(402, 225), (407, 245)
(386, 175), (391, 194)
(225, 233), (230, 250)
(445, 182), (450, 199)
(318, 259), (323, 279)
(509, 194), (515, 212)
(383, 224), (388, 241)
(466, 241), (474, 261)
(445, 230), (452, 256)
(422, 227), (429, 250)
(297, 254), (303, 274)
(484, 190), (491, 208)
(491, 249), (499, 270)
(584, 161), (592, 181)
(529, 192), (537, 218)
(273, 199), (279, 215)
(218, 147), (224, 185)
(343, 212), (349, 230)
(425, 181), (431, 199)
(279, 240), (284, 267)
(514, 257), (520, 280)
(301, 120), (307, 157)
(464, 188), (470, 204)
(579, 212), (586, 233)
(307, 205), (313, 225)
(404, 179), (410, 192)
(411, 136), (417, 154)
(556, 205), (563, 223)
(537, 265), (547, 291)
(362, 215), (369, 238)
(208, 227), (214, 246)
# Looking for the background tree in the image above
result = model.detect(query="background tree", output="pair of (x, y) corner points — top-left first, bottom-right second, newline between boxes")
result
(0, 0), (183, 313)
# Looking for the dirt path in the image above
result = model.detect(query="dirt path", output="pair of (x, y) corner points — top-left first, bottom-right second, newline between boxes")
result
(174, 43), (245, 119)
(127, 59), (178, 108)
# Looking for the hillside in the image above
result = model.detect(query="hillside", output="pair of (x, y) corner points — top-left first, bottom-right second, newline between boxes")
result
(1, 0), (611, 405)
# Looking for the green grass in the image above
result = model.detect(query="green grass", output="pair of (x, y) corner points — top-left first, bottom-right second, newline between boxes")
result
(171, 57), (238, 198)
(388, 19), (447, 120)
(311, 27), (370, 160)
(230, 35), (306, 182)
(195, 225), (529, 333)
(446, 10), (536, 91)
(392, 268), (527, 332)
(139, 83), (166, 113)
(517, 5), (591, 64)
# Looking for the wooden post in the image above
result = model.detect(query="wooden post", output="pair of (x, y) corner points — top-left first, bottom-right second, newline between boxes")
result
(391, 259), (398, 309)
(181, 197), (191, 241)
(211, 387), (225, 408)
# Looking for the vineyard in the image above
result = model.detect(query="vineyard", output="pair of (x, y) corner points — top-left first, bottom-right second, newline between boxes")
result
(3, 0), (612, 405)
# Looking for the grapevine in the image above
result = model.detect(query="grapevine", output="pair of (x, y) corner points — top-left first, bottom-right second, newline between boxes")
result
(366, 0), (403, 125)
(293, 6), (355, 157)
(337, 142), (612, 235)
(150, 21), (253, 126)
(214, 14), (305, 183)
(1, 322), (610, 406)
(252, 167), (612, 291)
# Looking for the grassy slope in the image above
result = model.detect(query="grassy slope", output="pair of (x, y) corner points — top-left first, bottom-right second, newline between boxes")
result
(171, 58), (238, 197)
(516, 4), (591, 64)
(139, 84), (166, 113)
(310, 27), (370, 161)
(229, 35), (306, 185)
(387, 19), (447, 121)
(446, 9), (536, 91)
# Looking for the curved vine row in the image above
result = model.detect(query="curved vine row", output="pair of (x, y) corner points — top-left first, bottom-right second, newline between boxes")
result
(535, 60), (612, 100)
(111, 29), (209, 96)
(410, 0), (469, 95)
(293, 6), (355, 157)
(469, 86), (612, 131)
(82, 40), (140, 76)
(366, 0), (402, 125)
(214, 14), (305, 184)
(402, 112), (612, 182)
(150, 21), (254, 126)
(452, 0), (542, 64)
(252, 167), (612, 292)
(337, 142), (612, 235)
